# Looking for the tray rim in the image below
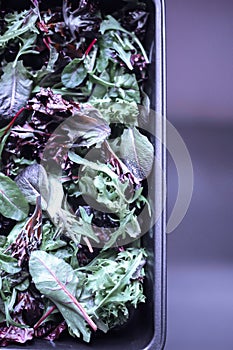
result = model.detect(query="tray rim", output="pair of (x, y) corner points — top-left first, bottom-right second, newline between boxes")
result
(145, 0), (167, 349)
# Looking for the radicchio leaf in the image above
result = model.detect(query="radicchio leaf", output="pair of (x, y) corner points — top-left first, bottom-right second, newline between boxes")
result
(62, 0), (101, 39)
(28, 87), (81, 117)
(0, 322), (34, 347)
(6, 196), (42, 266)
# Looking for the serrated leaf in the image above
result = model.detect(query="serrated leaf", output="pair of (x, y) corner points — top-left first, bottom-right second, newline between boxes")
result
(0, 9), (39, 47)
(0, 172), (29, 221)
(90, 98), (139, 125)
(78, 248), (146, 329)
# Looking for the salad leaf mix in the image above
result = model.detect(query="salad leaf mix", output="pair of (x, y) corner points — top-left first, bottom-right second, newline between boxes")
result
(0, 0), (154, 346)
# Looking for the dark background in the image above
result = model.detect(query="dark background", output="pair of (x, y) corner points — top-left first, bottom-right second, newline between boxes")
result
(165, 0), (233, 349)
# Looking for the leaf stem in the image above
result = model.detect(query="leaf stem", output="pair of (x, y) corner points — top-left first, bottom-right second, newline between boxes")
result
(38, 257), (97, 331)
(34, 305), (57, 330)
(85, 38), (97, 56)
(4, 107), (28, 136)
(83, 237), (93, 253)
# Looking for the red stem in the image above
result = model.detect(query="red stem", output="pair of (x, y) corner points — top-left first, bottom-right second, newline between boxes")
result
(38, 257), (97, 331)
(85, 38), (97, 56)
(43, 37), (50, 50)
(4, 107), (28, 135)
(34, 305), (57, 330)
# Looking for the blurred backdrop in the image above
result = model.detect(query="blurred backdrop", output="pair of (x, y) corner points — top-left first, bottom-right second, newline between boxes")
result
(165, 0), (233, 349)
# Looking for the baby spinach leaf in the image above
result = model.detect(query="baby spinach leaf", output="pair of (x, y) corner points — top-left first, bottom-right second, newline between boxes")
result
(0, 173), (29, 221)
(114, 127), (154, 180)
(29, 251), (97, 342)
(13, 34), (38, 65)
(61, 58), (88, 89)
(0, 61), (32, 122)
(113, 72), (140, 103)
(0, 252), (21, 274)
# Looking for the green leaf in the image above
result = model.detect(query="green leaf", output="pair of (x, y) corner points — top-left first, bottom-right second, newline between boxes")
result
(41, 221), (67, 252)
(0, 130), (11, 160)
(29, 251), (96, 342)
(6, 220), (27, 247)
(68, 151), (119, 181)
(112, 40), (133, 70)
(53, 106), (111, 148)
(96, 34), (113, 73)
(13, 33), (38, 65)
(115, 127), (154, 180)
(0, 252), (21, 274)
(78, 248), (146, 329)
(0, 61), (32, 120)
(100, 15), (149, 64)
(100, 15), (123, 35)
(0, 9), (39, 47)
(0, 172), (29, 221)
(61, 58), (88, 88)
(68, 151), (144, 248)
(89, 98), (139, 125)
(15, 164), (50, 209)
(113, 72), (140, 103)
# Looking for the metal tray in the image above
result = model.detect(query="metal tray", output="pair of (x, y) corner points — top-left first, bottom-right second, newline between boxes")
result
(2, 0), (167, 349)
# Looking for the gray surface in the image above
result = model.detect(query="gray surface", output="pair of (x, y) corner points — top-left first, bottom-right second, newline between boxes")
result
(166, 0), (233, 121)
(165, 123), (233, 349)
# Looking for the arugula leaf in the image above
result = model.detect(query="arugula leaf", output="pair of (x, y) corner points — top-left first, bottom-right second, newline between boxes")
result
(0, 9), (39, 47)
(0, 61), (32, 122)
(112, 39), (133, 70)
(13, 33), (38, 65)
(29, 250), (97, 342)
(0, 172), (29, 221)
(100, 15), (149, 64)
